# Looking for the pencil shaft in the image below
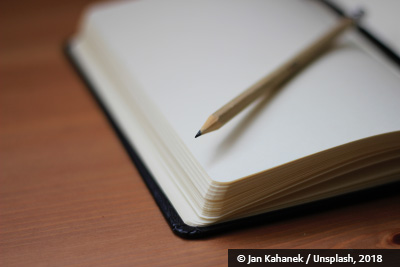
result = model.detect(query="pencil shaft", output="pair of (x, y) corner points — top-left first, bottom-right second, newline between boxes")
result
(199, 17), (354, 136)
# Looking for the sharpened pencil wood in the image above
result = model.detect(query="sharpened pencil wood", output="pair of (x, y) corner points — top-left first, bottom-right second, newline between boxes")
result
(196, 17), (356, 137)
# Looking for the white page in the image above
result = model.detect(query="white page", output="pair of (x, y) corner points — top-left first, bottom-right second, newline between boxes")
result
(333, 0), (400, 55)
(86, 0), (400, 182)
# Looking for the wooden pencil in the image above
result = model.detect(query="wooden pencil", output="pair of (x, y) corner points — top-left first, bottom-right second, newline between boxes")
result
(195, 15), (359, 138)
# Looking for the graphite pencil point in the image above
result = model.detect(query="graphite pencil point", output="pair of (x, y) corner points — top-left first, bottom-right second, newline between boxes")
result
(195, 130), (202, 138)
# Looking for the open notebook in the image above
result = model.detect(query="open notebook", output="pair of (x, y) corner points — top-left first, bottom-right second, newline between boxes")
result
(67, 0), (400, 237)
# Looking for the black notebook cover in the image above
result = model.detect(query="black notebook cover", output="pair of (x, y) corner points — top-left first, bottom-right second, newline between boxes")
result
(65, 0), (400, 239)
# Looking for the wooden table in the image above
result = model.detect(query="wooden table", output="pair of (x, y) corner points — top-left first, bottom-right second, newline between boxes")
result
(1, 0), (399, 266)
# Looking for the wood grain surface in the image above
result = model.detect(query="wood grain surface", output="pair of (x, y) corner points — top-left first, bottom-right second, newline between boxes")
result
(1, 0), (399, 266)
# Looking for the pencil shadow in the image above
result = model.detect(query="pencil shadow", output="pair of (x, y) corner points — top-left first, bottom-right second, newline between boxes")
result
(208, 87), (281, 165)
(207, 43), (355, 165)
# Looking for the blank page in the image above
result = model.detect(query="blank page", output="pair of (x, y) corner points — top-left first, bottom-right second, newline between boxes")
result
(86, 0), (400, 182)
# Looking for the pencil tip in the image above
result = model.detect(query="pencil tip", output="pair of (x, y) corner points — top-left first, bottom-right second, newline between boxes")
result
(195, 130), (202, 138)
